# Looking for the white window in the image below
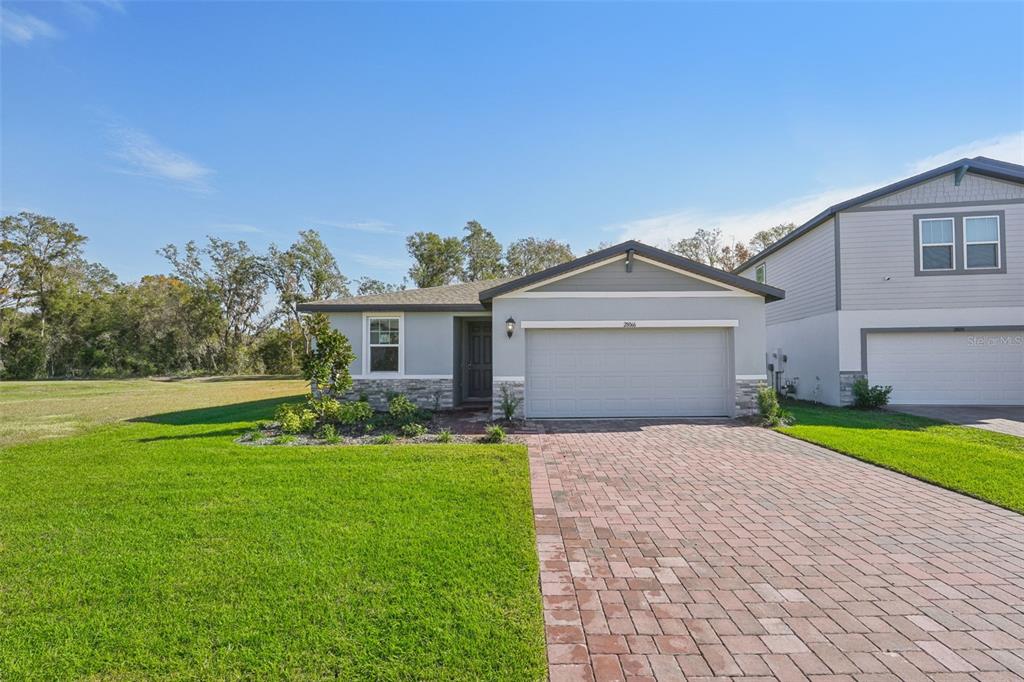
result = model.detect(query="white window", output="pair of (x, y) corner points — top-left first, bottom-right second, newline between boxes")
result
(964, 215), (1000, 269)
(919, 218), (955, 271)
(367, 317), (401, 373)
(755, 263), (766, 284)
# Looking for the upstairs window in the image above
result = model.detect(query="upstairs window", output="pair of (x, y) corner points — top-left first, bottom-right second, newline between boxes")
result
(919, 218), (955, 271)
(754, 263), (766, 284)
(368, 317), (400, 373)
(964, 215), (1000, 269)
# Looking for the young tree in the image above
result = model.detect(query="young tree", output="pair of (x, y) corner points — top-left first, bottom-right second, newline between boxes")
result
(748, 222), (797, 254)
(406, 231), (464, 288)
(303, 313), (355, 397)
(461, 220), (504, 281)
(504, 237), (574, 277)
(158, 237), (271, 372)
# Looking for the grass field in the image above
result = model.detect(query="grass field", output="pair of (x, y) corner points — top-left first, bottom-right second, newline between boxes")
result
(779, 402), (1024, 514)
(0, 381), (546, 680)
(0, 376), (307, 447)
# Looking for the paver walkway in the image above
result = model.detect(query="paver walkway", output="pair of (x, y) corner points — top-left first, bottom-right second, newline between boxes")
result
(527, 419), (1024, 681)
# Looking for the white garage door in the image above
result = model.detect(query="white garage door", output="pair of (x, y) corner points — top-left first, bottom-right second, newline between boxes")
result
(868, 331), (1024, 405)
(525, 328), (731, 418)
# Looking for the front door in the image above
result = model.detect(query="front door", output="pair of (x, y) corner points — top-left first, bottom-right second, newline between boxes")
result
(466, 321), (492, 398)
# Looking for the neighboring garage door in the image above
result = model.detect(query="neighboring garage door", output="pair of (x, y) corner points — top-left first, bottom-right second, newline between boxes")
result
(867, 331), (1024, 405)
(525, 328), (731, 418)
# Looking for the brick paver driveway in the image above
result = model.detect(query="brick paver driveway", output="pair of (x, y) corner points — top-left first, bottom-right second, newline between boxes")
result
(527, 420), (1024, 681)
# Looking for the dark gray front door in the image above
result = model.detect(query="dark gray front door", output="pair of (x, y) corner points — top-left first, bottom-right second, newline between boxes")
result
(467, 321), (492, 398)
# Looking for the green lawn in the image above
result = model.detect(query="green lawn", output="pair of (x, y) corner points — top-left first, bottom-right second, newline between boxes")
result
(0, 388), (545, 680)
(0, 376), (307, 447)
(779, 402), (1024, 514)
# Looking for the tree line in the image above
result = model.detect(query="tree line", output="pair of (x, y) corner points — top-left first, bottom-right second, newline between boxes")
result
(0, 212), (794, 379)
(404, 221), (575, 288)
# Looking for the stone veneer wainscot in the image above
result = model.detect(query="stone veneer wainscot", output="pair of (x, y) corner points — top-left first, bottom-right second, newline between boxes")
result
(734, 378), (765, 418)
(347, 377), (454, 411)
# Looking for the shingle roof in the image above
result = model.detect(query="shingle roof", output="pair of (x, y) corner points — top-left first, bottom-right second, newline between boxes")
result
(297, 277), (517, 312)
(479, 240), (785, 302)
(733, 156), (1024, 273)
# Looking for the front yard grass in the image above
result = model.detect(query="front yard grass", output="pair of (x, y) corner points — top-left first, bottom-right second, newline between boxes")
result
(0, 397), (545, 680)
(0, 376), (307, 447)
(779, 402), (1024, 514)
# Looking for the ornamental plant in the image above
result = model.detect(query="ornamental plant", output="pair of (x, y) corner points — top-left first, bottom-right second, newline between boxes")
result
(302, 313), (356, 398)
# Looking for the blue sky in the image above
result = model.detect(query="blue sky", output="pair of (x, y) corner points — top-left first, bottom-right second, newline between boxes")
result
(3, 1), (1023, 285)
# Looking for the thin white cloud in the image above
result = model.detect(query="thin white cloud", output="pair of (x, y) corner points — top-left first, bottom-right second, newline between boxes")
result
(351, 253), (408, 271)
(313, 219), (401, 234)
(64, 0), (125, 27)
(1, 8), (61, 45)
(210, 222), (266, 234)
(613, 132), (1024, 249)
(109, 127), (214, 191)
(907, 131), (1024, 174)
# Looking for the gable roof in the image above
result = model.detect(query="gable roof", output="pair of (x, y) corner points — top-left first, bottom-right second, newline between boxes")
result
(297, 277), (516, 312)
(478, 240), (785, 302)
(733, 155), (1024, 273)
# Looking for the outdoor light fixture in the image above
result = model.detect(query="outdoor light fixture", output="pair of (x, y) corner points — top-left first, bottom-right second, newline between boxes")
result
(505, 317), (516, 338)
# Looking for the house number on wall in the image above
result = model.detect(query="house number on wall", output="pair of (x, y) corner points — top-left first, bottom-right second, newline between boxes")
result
(622, 321), (637, 328)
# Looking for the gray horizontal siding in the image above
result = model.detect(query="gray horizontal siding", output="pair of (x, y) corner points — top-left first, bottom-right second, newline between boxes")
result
(840, 202), (1024, 310)
(532, 258), (725, 292)
(860, 172), (1024, 209)
(743, 218), (836, 324)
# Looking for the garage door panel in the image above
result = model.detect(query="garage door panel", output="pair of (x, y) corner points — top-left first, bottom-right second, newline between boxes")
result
(525, 328), (731, 418)
(868, 331), (1024, 405)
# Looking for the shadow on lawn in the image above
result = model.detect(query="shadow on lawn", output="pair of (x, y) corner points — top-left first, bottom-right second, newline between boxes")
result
(135, 395), (303, 426)
(783, 400), (941, 432)
(137, 427), (255, 442)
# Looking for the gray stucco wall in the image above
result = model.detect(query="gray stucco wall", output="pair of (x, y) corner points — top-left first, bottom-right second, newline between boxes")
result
(328, 311), (456, 376)
(533, 258), (727, 292)
(839, 202), (1023, 310)
(491, 295), (767, 377)
(741, 218), (836, 325)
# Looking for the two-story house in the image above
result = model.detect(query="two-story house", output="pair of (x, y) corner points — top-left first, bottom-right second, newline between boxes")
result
(736, 156), (1024, 406)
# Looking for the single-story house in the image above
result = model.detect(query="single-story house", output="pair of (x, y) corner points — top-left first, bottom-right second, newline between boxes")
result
(298, 241), (784, 419)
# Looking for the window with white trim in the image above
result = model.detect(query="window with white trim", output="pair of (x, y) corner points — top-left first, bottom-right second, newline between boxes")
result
(368, 317), (400, 372)
(919, 217), (955, 271)
(964, 215), (1000, 269)
(754, 263), (766, 284)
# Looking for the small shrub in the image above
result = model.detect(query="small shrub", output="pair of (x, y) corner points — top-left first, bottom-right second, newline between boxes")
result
(338, 400), (374, 426)
(437, 428), (453, 443)
(374, 433), (396, 445)
(274, 401), (301, 423)
(278, 411), (304, 435)
(483, 424), (506, 443)
(851, 378), (893, 409)
(499, 385), (521, 421)
(400, 422), (427, 438)
(298, 409), (318, 434)
(363, 422), (376, 434)
(309, 395), (342, 423)
(388, 393), (418, 425)
(318, 423), (340, 443)
(273, 434), (296, 445)
(756, 385), (793, 427)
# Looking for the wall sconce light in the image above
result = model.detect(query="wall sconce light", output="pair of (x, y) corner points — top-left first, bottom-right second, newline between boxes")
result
(505, 317), (516, 338)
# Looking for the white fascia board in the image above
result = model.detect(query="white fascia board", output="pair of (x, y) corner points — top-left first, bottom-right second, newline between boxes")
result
(520, 319), (739, 329)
